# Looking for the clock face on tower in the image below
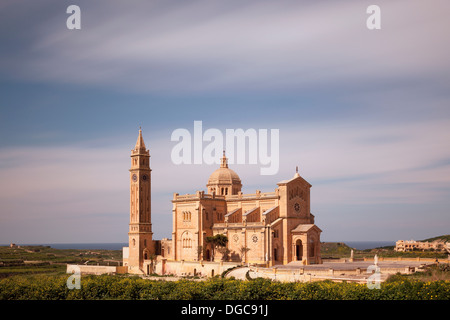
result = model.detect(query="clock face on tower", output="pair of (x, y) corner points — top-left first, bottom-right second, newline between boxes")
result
(294, 202), (300, 213)
(132, 174), (137, 182)
(142, 174), (148, 181)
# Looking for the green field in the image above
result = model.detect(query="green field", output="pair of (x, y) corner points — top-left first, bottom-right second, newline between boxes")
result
(0, 245), (122, 278)
(1, 242), (449, 300)
(1, 240), (448, 279)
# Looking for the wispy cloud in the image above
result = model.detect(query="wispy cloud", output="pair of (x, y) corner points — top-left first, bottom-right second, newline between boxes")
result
(280, 118), (450, 205)
(1, 0), (449, 242)
(2, 0), (449, 94)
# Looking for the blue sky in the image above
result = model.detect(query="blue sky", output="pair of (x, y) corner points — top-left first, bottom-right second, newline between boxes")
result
(1, 0), (449, 244)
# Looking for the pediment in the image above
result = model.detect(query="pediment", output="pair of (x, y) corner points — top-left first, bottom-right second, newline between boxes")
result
(291, 223), (322, 234)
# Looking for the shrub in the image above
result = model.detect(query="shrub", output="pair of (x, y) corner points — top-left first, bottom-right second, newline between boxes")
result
(1, 274), (449, 300)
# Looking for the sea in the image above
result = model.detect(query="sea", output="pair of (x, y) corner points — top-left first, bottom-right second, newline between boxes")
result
(3, 241), (395, 251)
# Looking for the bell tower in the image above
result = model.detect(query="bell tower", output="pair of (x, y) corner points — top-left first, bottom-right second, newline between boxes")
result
(128, 128), (153, 273)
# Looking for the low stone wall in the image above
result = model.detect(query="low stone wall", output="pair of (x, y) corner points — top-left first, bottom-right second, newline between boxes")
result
(68, 261), (240, 278)
(363, 257), (449, 263)
(249, 267), (385, 284)
(324, 257), (449, 264)
(159, 260), (239, 278)
(248, 263), (424, 283)
(66, 264), (128, 275)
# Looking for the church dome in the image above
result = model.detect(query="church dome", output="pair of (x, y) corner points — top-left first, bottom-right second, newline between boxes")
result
(208, 167), (242, 185)
(206, 152), (242, 195)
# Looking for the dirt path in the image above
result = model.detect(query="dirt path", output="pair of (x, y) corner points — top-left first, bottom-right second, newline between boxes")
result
(225, 267), (250, 280)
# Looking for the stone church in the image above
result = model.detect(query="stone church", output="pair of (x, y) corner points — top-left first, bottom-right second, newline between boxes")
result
(123, 129), (322, 275)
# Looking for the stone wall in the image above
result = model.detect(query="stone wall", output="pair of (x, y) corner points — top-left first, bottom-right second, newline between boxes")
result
(66, 264), (128, 275)
(157, 260), (239, 278)
(363, 257), (449, 263)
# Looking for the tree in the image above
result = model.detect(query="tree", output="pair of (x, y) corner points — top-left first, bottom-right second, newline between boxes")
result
(197, 245), (203, 261)
(239, 246), (251, 264)
(148, 254), (157, 274)
(218, 247), (231, 261)
(205, 234), (228, 261)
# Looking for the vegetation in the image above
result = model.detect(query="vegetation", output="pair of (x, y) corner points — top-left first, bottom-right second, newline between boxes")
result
(386, 264), (450, 282)
(321, 242), (353, 258)
(239, 246), (251, 262)
(1, 244), (449, 300)
(0, 245), (122, 278)
(321, 239), (449, 260)
(420, 234), (450, 243)
(205, 234), (228, 261)
(0, 273), (449, 300)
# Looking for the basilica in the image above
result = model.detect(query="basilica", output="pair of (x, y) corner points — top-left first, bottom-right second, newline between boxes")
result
(123, 129), (322, 275)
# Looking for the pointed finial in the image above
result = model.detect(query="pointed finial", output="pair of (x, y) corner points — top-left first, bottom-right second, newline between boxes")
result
(294, 165), (300, 178)
(134, 127), (146, 151)
(220, 150), (228, 168)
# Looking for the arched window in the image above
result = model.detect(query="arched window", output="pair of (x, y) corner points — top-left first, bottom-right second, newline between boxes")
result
(182, 233), (193, 249)
(182, 211), (192, 222)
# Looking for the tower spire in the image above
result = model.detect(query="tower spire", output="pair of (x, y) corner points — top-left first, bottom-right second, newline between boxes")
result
(134, 127), (146, 152)
(220, 150), (228, 168)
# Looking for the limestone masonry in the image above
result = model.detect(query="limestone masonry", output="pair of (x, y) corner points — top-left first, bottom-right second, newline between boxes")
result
(395, 239), (450, 252)
(123, 129), (322, 275)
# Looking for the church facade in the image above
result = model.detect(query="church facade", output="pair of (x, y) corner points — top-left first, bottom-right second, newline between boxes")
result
(123, 129), (322, 275)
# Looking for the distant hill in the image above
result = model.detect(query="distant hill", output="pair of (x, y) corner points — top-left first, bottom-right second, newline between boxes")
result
(419, 235), (450, 242)
(320, 242), (352, 257)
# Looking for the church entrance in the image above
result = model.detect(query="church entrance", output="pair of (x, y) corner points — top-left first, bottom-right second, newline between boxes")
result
(295, 240), (303, 261)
